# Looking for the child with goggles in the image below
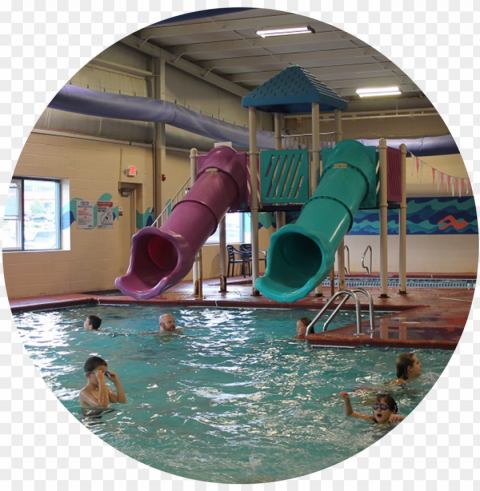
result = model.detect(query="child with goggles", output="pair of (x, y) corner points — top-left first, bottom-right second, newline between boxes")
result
(79, 356), (126, 408)
(339, 392), (404, 424)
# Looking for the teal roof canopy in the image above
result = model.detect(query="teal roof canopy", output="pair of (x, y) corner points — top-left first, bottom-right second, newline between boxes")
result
(242, 66), (348, 114)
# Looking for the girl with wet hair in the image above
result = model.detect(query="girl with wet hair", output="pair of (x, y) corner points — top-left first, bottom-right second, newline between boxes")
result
(339, 392), (404, 424)
(395, 353), (422, 384)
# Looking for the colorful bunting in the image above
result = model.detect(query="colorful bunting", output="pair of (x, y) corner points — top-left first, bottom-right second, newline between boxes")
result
(409, 152), (471, 197)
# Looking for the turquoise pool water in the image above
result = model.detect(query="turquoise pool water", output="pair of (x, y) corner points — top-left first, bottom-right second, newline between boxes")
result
(14, 305), (452, 483)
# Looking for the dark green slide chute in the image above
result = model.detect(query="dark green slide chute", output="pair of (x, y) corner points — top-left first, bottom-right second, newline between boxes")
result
(256, 140), (378, 303)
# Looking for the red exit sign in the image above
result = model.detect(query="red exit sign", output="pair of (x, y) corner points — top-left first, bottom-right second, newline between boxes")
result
(125, 166), (137, 177)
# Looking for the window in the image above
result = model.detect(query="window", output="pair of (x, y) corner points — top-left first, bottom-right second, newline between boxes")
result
(3, 178), (61, 251)
(206, 212), (251, 245)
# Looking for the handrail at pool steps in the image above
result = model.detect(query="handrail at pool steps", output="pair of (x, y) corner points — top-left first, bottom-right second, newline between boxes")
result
(361, 245), (372, 274)
(344, 245), (350, 274)
(305, 288), (375, 339)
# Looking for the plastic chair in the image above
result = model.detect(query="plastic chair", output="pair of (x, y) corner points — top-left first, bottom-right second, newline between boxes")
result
(226, 245), (250, 277)
(240, 244), (267, 272)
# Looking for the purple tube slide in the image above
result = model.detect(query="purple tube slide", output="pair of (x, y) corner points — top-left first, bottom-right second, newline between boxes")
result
(115, 146), (247, 300)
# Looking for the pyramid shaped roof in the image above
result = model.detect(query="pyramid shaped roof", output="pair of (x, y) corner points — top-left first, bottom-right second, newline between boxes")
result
(242, 66), (348, 114)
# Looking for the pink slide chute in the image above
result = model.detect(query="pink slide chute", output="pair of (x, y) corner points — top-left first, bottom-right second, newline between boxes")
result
(115, 146), (248, 300)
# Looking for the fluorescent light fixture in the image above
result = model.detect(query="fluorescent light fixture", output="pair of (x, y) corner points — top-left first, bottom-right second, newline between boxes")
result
(256, 26), (314, 38)
(356, 86), (402, 97)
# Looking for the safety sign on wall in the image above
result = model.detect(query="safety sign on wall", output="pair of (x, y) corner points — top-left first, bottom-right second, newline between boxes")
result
(76, 200), (94, 229)
(97, 201), (114, 229)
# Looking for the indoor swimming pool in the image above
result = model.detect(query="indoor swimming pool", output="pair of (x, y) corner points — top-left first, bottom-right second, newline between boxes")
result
(14, 305), (452, 483)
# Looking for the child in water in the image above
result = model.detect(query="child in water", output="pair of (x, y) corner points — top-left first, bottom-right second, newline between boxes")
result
(339, 392), (404, 424)
(394, 353), (422, 384)
(295, 317), (314, 338)
(84, 315), (102, 331)
(79, 356), (127, 408)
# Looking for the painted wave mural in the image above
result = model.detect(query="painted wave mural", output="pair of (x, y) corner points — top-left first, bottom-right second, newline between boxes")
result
(348, 197), (477, 235)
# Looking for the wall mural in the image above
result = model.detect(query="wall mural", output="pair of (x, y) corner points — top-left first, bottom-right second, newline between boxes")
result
(349, 197), (478, 235)
(283, 197), (478, 235)
(136, 207), (155, 229)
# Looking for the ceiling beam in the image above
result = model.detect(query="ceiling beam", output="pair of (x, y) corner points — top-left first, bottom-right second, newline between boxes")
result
(169, 31), (365, 56)
(120, 35), (249, 98)
(227, 62), (402, 83)
(137, 13), (318, 39)
(197, 48), (384, 70)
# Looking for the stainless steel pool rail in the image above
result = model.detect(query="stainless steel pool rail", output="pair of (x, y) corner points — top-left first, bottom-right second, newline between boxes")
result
(305, 288), (375, 337)
(344, 245), (350, 274)
(361, 245), (372, 274)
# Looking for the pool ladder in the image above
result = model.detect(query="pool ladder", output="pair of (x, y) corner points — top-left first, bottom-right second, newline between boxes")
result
(361, 245), (372, 274)
(305, 288), (375, 337)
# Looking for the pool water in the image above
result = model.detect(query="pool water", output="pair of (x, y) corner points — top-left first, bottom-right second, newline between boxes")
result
(14, 305), (452, 483)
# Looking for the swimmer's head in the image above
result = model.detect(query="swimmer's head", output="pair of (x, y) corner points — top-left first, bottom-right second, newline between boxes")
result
(296, 317), (314, 336)
(84, 356), (108, 385)
(159, 314), (176, 332)
(396, 353), (422, 381)
(372, 394), (398, 424)
(84, 315), (102, 331)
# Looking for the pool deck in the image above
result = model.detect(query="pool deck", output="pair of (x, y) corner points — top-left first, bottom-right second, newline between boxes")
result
(9, 273), (476, 350)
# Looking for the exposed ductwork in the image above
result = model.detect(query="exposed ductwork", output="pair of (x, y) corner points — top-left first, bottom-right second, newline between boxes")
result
(49, 85), (460, 156)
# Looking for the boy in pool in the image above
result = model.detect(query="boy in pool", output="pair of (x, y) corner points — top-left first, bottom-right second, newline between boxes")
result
(79, 356), (127, 408)
(84, 315), (102, 331)
(294, 317), (314, 338)
(394, 353), (422, 384)
(339, 392), (404, 424)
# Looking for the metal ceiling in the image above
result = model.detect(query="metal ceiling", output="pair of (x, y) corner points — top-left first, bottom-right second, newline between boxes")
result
(123, 8), (427, 108)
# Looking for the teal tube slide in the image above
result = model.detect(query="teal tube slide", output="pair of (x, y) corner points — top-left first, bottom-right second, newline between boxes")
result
(256, 140), (377, 303)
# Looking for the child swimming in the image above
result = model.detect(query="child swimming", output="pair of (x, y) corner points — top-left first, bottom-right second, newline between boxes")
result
(394, 353), (422, 384)
(294, 317), (314, 338)
(339, 392), (404, 424)
(79, 356), (127, 408)
(84, 315), (102, 331)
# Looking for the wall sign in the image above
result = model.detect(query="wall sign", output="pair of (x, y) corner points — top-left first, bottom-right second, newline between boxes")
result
(76, 200), (94, 229)
(97, 201), (114, 229)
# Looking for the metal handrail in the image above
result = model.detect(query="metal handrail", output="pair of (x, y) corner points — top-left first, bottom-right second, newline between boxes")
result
(305, 288), (375, 338)
(305, 290), (362, 337)
(152, 177), (191, 228)
(281, 131), (337, 150)
(361, 245), (372, 274)
(323, 288), (375, 334)
(344, 245), (350, 274)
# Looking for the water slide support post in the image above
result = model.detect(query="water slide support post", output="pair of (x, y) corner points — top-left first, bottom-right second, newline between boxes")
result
(190, 148), (203, 297)
(274, 112), (286, 230)
(379, 138), (389, 298)
(249, 106), (260, 295)
(153, 57), (166, 230)
(312, 102), (323, 297)
(219, 216), (227, 292)
(335, 109), (346, 292)
(399, 143), (407, 294)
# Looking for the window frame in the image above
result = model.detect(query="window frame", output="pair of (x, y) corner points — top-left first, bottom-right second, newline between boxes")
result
(206, 212), (251, 245)
(3, 177), (62, 252)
